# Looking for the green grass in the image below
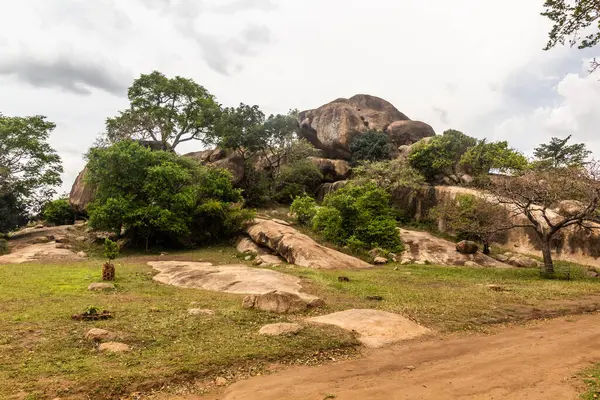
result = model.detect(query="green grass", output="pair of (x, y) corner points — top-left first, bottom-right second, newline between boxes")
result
(580, 364), (600, 399)
(2, 245), (600, 399)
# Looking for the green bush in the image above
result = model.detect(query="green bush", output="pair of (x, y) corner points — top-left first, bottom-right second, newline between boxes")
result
(0, 239), (8, 255)
(349, 131), (391, 163)
(290, 194), (318, 225)
(312, 182), (403, 253)
(42, 199), (75, 226)
(240, 164), (272, 208)
(103, 239), (119, 260)
(86, 141), (253, 249)
(275, 160), (323, 203)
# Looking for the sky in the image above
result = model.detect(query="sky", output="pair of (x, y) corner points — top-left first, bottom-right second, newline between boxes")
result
(1, 0), (599, 195)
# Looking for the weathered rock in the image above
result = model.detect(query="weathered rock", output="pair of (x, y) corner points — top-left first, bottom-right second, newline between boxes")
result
(298, 94), (410, 159)
(247, 219), (372, 270)
(215, 377), (228, 387)
(456, 241), (479, 255)
(186, 149), (245, 185)
(32, 236), (50, 244)
(236, 236), (268, 255)
(85, 328), (116, 342)
(75, 236), (86, 242)
(460, 174), (474, 185)
(55, 243), (67, 249)
(242, 290), (309, 313)
(495, 252), (540, 269)
(259, 322), (304, 336)
(77, 251), (88, 258)
(69, 167), (95, 213)
(373, 256), (388, 265)
(256, 254), (286, 266)
(399, 229), (510, 268)
(55, 236), (69, 244)
(98, 342), (130, 353)
(386, 120), (435, 146)
(149, 261), (319, 301)
(187, 308), (215, 316)
(308, 309), (430, 348)
(88, 282), (115, 291)
(316, 180), (350, 202)
(557, 200), (585, 217)
(308, 157), (351, 182)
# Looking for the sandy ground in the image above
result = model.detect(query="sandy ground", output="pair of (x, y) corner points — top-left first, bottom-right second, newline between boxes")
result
(192, 313), (600, 400)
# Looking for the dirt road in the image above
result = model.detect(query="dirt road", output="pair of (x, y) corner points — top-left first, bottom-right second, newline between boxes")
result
(197, 314), (600, 400)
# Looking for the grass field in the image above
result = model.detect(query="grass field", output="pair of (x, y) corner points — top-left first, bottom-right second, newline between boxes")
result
(1, 246), (600, 399)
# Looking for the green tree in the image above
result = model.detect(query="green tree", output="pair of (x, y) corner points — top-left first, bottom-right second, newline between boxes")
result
(0, 114), (63, 231)
(542, 0), (600, 72)
(86, 141), (251, 250)
(533, 135), (592, 169)
(274, 160), (323, 203)
(0, 193), (28, 234)
(409, 130), (477, 181)
(312, 182), (403, 253)
(352, 158), (425, 194)
(42, 199), (75, 226)
(349, 131), (391, 163)
(105, 71), (221, 149)
(460, 139), (528, 179)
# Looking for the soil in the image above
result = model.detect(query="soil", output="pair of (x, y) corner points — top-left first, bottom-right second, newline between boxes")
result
(193, 313), (600, 400)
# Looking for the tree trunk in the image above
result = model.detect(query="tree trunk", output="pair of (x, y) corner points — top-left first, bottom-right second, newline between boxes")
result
(482, 240), (490, 255)
(540, 238), (555, 278)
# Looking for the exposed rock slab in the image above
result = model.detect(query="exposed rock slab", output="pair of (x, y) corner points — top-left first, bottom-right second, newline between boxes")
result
(242, 291), (309, 313)
(308, 309), (430, 348)
(386, 120), (435, 146)
(399, 229), (511, 268)
(236, 237), (271, 255)
(185, 149), (245, 184)
(308, 157), (351, 182)
(69, 167), (95, 213)
(0, 242), (84, 264)
(148, 261), (318, 301)
(246, 219), (372, 270)
(259, 323), (304, 336)
(256, 254), (286, 266)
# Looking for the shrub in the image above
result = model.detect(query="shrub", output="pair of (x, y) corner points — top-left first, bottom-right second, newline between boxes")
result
(87, 140), (252, 250)
(42, 199), (75, 226)
(349, 131), (391, 163)
(103, 239), (119, 260)
(352, 158), (425, 193)
(290, 194), (318, 225)
(0, 239), (8, 255)
(275, 160), (323, 203)
(312, 182), (403, 252)
(239, 164), (271, 207)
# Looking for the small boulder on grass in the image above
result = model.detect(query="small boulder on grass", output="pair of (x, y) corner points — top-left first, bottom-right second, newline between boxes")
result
(373, 256), (388, 265)
(85, 328), (116, 342)
(456, 240), (479, 254)
(98, 342), (130, 353)
(88, 282), (115, 291)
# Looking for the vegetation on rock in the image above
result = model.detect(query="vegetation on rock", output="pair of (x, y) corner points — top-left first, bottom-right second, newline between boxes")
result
(42, 199), (75, 226)
(349, 131), (392, 163)
(352, 158), (425, 193)
(290, 194), (318, 225)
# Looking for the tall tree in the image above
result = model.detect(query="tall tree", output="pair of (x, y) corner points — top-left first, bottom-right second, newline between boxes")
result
(0, 113), (62, 231)
(105, 71), (221, 150)
(490, 165), (600, 277)
(460, 139), (528, 178)
(542, 0), (600, 72)
(533, 135), (591, 168)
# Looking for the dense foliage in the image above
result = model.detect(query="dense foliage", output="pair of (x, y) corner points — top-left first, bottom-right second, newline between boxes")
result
(311, 183), (403, 253)
(460, 139), (528, 179)
(86, 141), (253, 249)
(42, 199), (75, 226)
(0, 238), (7, 255)
(105, 71), (221, 149)
(274, 160), (323, 203)
(409, 130), (477, 181)
(103, 239), (119, 261)
(352, 158), (425, 193)
(533, 135), (591, 169)
(349, 131), (391, 163)
(0, 114), (63, 231)
(290, 194), (318, 225)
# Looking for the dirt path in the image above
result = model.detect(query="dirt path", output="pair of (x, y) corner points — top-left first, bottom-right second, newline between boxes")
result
(195, 313), (600, 400)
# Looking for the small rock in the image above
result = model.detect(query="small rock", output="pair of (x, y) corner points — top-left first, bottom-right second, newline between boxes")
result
(464, 261), (480, 267)
(55, 243), (67, 249)
(85, 328), (116, 342)
(32, 236), (50, 244)
(187, 308), (215, 316)
(259, 322), (304, 336)
(456, 240), (479, 254)
(55, 236), (69, 244)
(393, 267), (399, 271)
(405, 365), (416, 371)
(88, 282), (115, 291)
(307, 298), (326, 308)
(242, 291), (308, 313)
(369, 248), (386, 258)
(373, 256), (388, 265)
(338, 276), (350, 282)
(34, 224), (45, 229)
(244, 255), (253, 261)
(75, 236), (87, 242)
(215, 377), (227, 386)
(98, 342), (130, 353)
(77, 251), (88, 258)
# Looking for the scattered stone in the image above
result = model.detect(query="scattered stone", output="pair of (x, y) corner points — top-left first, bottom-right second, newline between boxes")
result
(85, 328), (116, 342)
(366, 296), (384, 301)
(55, 236), (69, 244)
(456, 241), (479, 255)
(338, 276), (350, 282)
(88, 282), (115, 291)
(32, 236), (50, 244)
(373, 256), (388, 265)
(188, 308), (215, 316)
(215, 377), (228, 387)
(242, 291), (309, 314)
(98, 342), (130, 353)
(494, 252), (540, 268)
(75, 236), (87, 242)
(308, 309), (431, 348)
(77, 251), (88, 258)
(244, 255), (253, 261)
(259, 322), (304, 336)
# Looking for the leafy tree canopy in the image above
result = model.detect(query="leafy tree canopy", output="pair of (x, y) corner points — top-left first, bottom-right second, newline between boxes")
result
(349, 131), (391, 163)
(0, 113), (63, 230)
(42, 199), (75, 226)
(460, 139), (528, 177)
(533, 135), (592, 169)
(352, 158), (425, 193)
(542, 0), (600, 72)
(105, 71), (221, 149)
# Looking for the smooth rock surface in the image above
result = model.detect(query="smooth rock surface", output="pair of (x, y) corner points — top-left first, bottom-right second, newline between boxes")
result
(259, 323), (304, 336)
(98, 342), (130, 353)
(149, 261), (318, 301)
(246, 219), (372, 270)
(308, 309), (430, 348)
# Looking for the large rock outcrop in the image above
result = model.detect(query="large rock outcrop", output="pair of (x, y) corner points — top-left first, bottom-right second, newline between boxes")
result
(185, 148), (245, 185)
(69, 167), (95, 213)
(298, 94), (434, 159)
(246, 219), (372, 269)
(308, 157), (351, 182)
(386, 121), (436, 146)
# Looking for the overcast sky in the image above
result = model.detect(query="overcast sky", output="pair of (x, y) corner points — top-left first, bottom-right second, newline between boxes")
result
(1, 0), (599, 194)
